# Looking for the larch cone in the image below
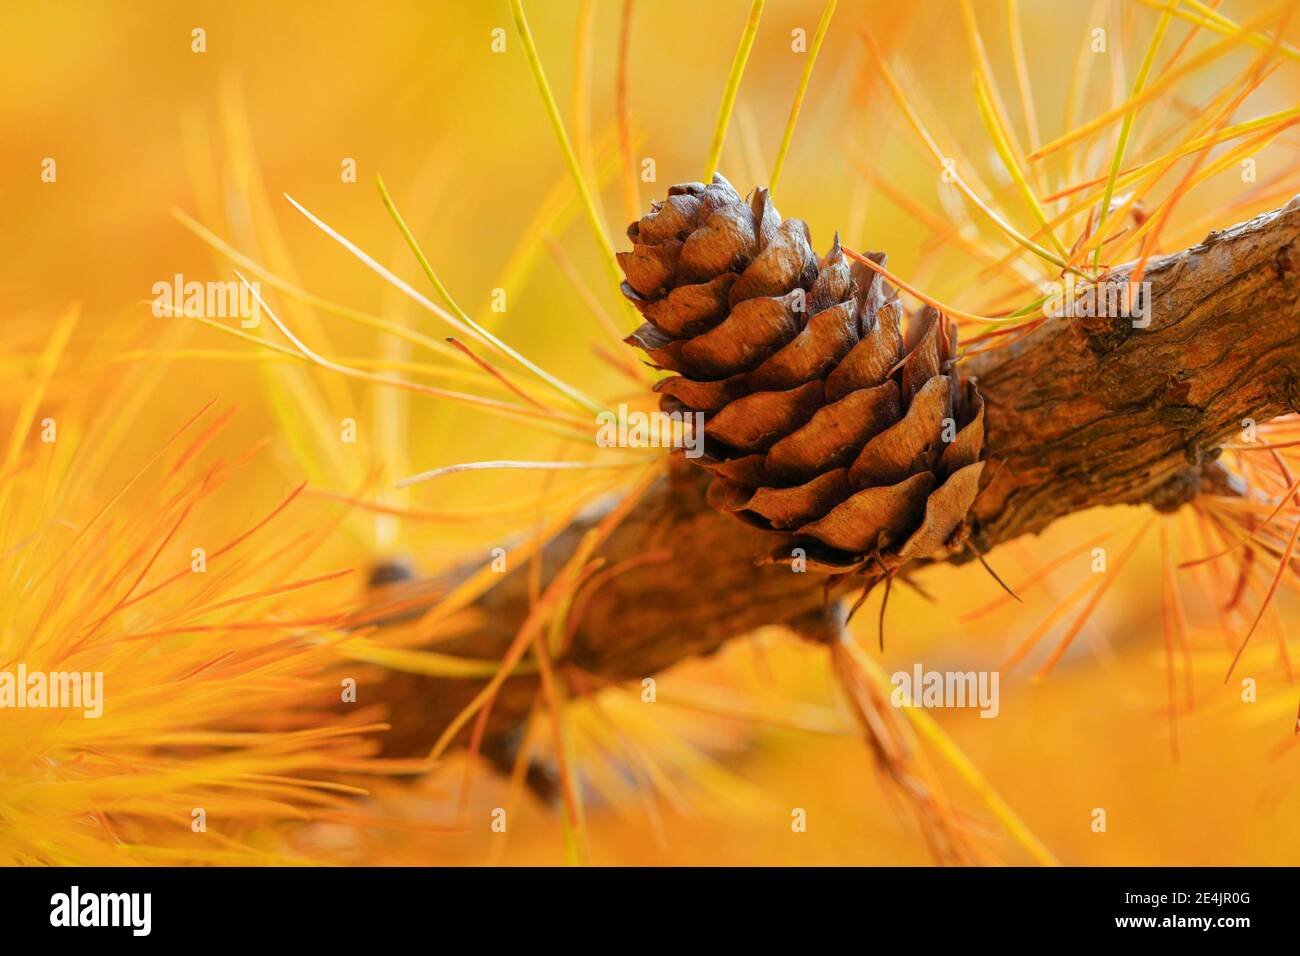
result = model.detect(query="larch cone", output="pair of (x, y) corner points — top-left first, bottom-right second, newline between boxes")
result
(618, 173), (986, 575)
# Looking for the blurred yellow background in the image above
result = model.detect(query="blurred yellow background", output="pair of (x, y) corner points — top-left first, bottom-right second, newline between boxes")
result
(2, 0), (1298, 865)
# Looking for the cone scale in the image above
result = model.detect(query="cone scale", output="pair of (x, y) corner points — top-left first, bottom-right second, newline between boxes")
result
(619, 174), (986, 574)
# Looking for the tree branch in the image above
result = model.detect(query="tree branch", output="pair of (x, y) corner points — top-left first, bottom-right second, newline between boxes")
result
(374, 197), (1300, 758)
(966, 195), (1300, 548)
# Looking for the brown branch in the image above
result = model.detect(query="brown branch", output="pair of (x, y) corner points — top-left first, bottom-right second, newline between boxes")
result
(966, 196), (1300, 547)
(373, 197), (1300, 759)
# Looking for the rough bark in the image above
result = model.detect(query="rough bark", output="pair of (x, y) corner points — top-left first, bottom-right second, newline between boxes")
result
(374, 197), (1300, 758)
(967, 196), (1300, 550)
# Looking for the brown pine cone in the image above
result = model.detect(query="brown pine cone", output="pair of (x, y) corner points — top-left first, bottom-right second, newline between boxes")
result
(619, 173), (986, 574)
